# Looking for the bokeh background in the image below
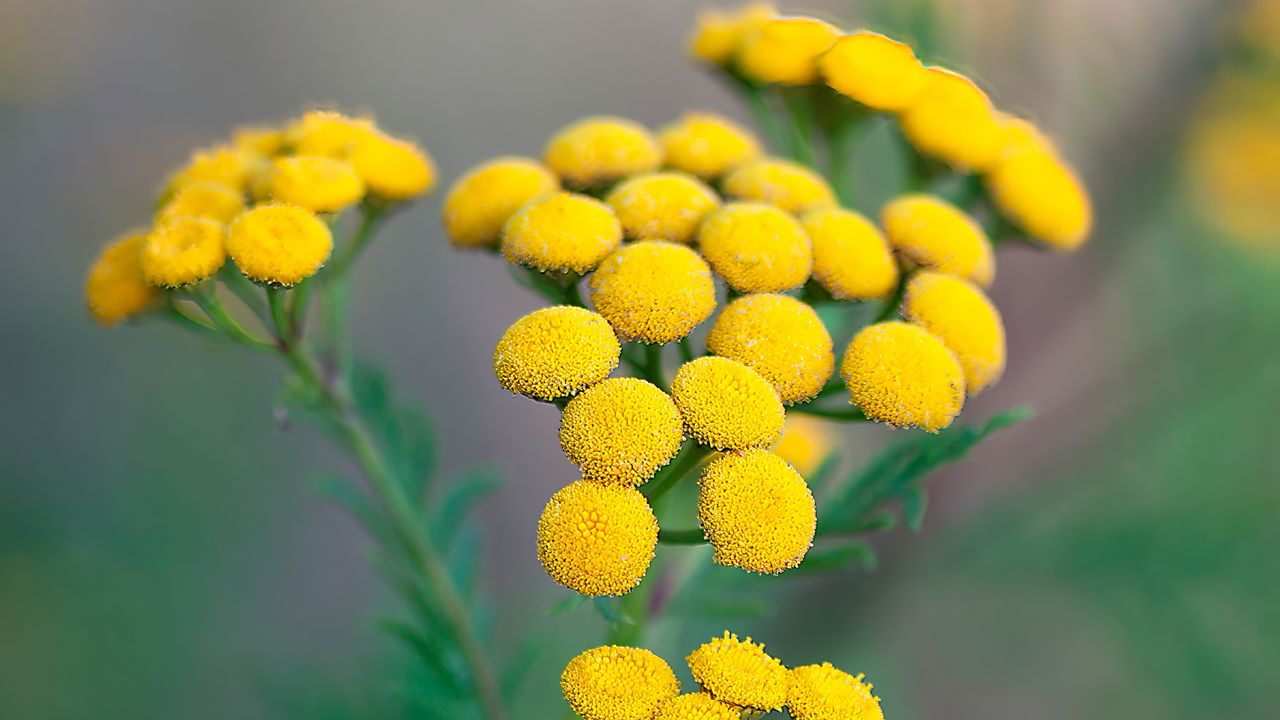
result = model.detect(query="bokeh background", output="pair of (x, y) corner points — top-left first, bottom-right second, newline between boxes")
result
(2, 0), (1278, 718)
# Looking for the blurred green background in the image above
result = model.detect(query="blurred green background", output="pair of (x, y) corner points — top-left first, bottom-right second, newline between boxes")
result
(2, 0), (1277, 718)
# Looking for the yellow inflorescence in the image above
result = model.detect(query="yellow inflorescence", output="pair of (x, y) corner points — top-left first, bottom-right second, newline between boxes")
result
(168, 145), (257, 192)
(687, 631), (788, 710)
(986, 128), (1092, 251)
(706, 294), (834, 404)
(689, 3), (775, 65)
(787, 663), (884, 720)
(501, 192), (623, 274)
(589, 241), (717, 344)
(349, 130), (437, 200)
(560, 378), (685, 486)
(442, 157), (560, 250)
(697, 203), (813, 294)
(544, 116), (662, 188)
(285, 109), (375, 158)
(140, 216), (226, 287)
(227, 204), (334, 286)
(537, 480), (658, 597)
(671, 357), (785, 451)
(737, 16), (839, 86)
(653, 693), (739, 720)
(881, 194), (995, 287)
(493, 306), (621, 401)
(561, 645), (680, 720)
(772, 415), (834, 476)
(841, 321), (966, 432)
(821, 31), (930, 112)
(86, 233), (158, 326)
(605, 172), (721, 244)
(898, 67), (1005, 171)
(156, 182), (246, 225)
(801, 207), (899, 300)
(268, 155), (366, 213)
(658, 112), (762, 180)
(722, 158), (837, 215)
(232, 125), (285, 157)
(697, 450), (816, 574)
(902, 271), (1006, 395)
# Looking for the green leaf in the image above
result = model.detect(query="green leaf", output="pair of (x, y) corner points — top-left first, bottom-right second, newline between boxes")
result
(313, 473), (390, 545)
(375, 617), (468, 698)
(547, 593), (588, 615)
(902, 485), (928, 532)
(592, 596), (632, 625)
(431, 467), (502, 547)
(500, 632), (546, 701)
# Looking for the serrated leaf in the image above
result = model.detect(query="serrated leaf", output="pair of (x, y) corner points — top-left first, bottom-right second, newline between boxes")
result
(448, 527), (481, 596)
(547, 593), (588, 615)
(376, 617), (468, 698)
(797, 542), (877, 574)
(432, 468), (502, 547)
(313, 473), (389, 544)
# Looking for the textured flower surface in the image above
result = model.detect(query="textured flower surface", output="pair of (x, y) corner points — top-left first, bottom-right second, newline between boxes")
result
(787, 663), (884, 720)
(588, 241), (717, 344)
(698, 202), (813, 293)
(537, 481), (658, 596)
(841, 321), (966, 432)
(820, 31), (929, 111)
(902, 271), (1006, 394)
(560, 378), (684, 486)
(737, 16), (839, 85)
(670, 356), (785, 450)
(168, 145), (256, 191)
(156, 181), (245, 225)
(653, 692), (739, 720)
(706, 293), (834, 404)
(987, 135), (1092, 251)
(544, 116), (662, 187)
(606, 172), (720, 244)
(268, 155), (366, 213)
(687, 631), (788, 710)
(898, 67), (1005, 171)
(658, 112), (762, 180)
(442, 157), (559, 249)
(493, 306), (621, 401)
(698, 450), (816, 574)
(140, 216), (227, 287)
(802, 207), (899, 300)
(561, 645), (680, 720)
(85, 232), (157, 326)
(881, 194), (994, 287)
(227, 204), (333, 286)
(502, 192), (622, 274)
(350, 130), (436, 200)
(723, 157), (837, 215)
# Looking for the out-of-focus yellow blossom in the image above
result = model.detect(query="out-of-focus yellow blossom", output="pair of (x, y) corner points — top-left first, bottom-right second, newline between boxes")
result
(1237, 0), (1280, 56)
(442, 157), (560, 250)
(588, 241), (717, 344)
(654, 693), (739, 720)
(988, 147), (1092, 251)
(537, 480), (658, 597)
(722, 157), (837, 214)
(1186, 88), (1280, 245)
(772, 415), (834, 476)
(493, 306), (620, 401)
(670, 356), (785, 450)
(697, 203), (813, 294)
(232, 125), (285, 157)
(689, 3), (775, 65)
(560, 378), (684, 486)
(820, 31), (929, 112)
(686, 631), (788, 710)
(168, 145), (257, 192)
(899, 67), (1004, 171)
(85, 232), (157, 326)
(902, 272), (1006, 394)
(286, 109), (375, 158)
(561, 645), (681, 720)
(658, 112), (762, 180)
(881, 194), (994, 287)
(606, 172), (720, 244)
(787, 663), (883, 720)
(706, 294), (833, 404)
(697, 450), (816, 574)
(140, 217), (226, 287)
(840, 321), (965, 432)
(543, 116), (662, 188)
(800, 207), (899, 300)
(737, 16), (840, 86)
(227, 204), (333, 286)
(269, 155), (366, 213)
(156, 182), (245, 225)
(350, 131), (437, 200)
(501, 192), (622, 274)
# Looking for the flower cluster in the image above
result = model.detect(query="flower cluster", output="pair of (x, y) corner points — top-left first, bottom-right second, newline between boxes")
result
(560, 631), (882, 720)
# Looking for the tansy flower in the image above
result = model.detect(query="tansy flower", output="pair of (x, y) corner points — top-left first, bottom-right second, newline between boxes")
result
(605, 172), (720, 244)
(537, 480), (658, 596)
(881, 194), (994, 287)
(706, 294), (834, 404)
(140, 217), (226, 287)
(269, 156), (366, 213)
(697, 450), (816, 574)
(820, 31), (929, 112)
(442, 157), (559, 250)
(286, 109), (375, 158)
(898, 67), (1005, 171)
(902, 271), (1006, 394)
(722, 158), (837, 214)
(697, 203), (813, 294)
(543, 116), (662, 188)
(227, 204), (334, 286)
(737, 16), (840, 86)
(773, 416), (834, 476)
(350, 130), (437, 200)
(787, 663), (883, 720)
(686, 631), (788, 710)
(501, 192), (622, 274)
(670, 356), (785, 450)
(561, 645), (680, 720)
(493, 306), (620, 401)
(801, 207), (899, 300)
(560, 378), (684, 486)
(688, 3), (775, 65)
(168, 144), (257, 192)
(841, 321), (965, 432)
(654, 693), (739, 720)
(232, 125), (286, 157)
(156, 181), (246, 225)
(986, 141), (1092, 252)
(85, 232), (157, 326)
(588, 241), (717, 344)
(658, 112), (762, 180)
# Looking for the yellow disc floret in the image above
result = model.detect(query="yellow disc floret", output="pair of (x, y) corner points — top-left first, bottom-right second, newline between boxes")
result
(168, 144), (257, 192)
(654, 693), (739, 720)
(697, 450), (816, 574)
(560, 378), (684, 486)
(686, 631), (788, 710)
(140, 217), (226, 287)
(689, 3), (775, 65)
(881, 194), (994, 287)
(697, 203), (813, 294)
(543, 116), (662, 188)
(501, 192), (622, 274)
(898, 67), (1004, 171)
(902, 271), (1006, 394)
(156, 182), (246, 225)
(801, 207), (899, 300)
(986, 143), (1092, 252)
(772, 416), (834, 476)
(443, 157), (560, 250)
(820, 31), (929, 112)
(86, 232), (157, 326)
(722, 158), (837, 214)
(658, 112), (762, 180)
(605, 172), (721, 244)
(227, 204), (334, 286)
(706, 294), (834, 404)
(787, 663), (883, 720)
(350, 130), (437, 200)
(561, 645), (680, 720)
(537, 481), (658, 597)
(268, 155), (366, 213)
(588, 241), (717, 344)
(670, 356), (784, 450)
(840, 321), (965, 432)
(232, 125), (285, 157)
(737, 16), (839, 86)
(286, 109), (375, 158)
(493, 306), (620, 401)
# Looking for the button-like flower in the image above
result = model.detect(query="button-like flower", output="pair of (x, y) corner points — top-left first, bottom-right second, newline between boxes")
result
(902, 271), (1006, 394)
(141, 217), (226, 287)
(227, 204), (333, 286)
(537, 480), (658, 597)
(898, 67), (1004, 171)
(698, 203), (813, 294)
(707, 293), (833, 404)
(670, 356), (785, 450)
(156, 182), (246, 225)
(85, 232), (157, 326)
(698, 450), (816, 574)
(986, 120), (1092, 251)
(686, 631), (788, 710)
(658, 112), (762, 180)
(168, 144), (257, 192)
(493, 306), (620, 401)
(560, 378), (684, 486)
(561, 645), (680, 720)
(285, 109), (375, 158)
(654, 693), (739, 720)
(787, 663), (883, 720)
(605, 172), (720, 244)
(840, 321), (965, 432)
(737, 16), (839, 86)
(350, 130), (437, 200)
(443, 157), (559, 250)
(269, 155), (366, 213)
(543, 116), (662, 188)
(820, 31), (929, 112)
(588, 241), (717, 344)
(801, 207), (899, 300)
(688, 3), (775, 65)
(881, 194), (994, 287)
(501, 192), (622, 274)
(772, 416), (834, 476)
(722, 157), (837, 214)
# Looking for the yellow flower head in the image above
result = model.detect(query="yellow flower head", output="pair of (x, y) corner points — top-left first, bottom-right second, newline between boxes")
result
(670, 356), (785, 450)
(443, 157), (560, 250)
(840, 321), (965, 432)
(697, 203), (813, 294)
(772, 415), (834, 476)
(501, 192), (622, 274)
(227, 204), (334, 286)
(987, 144), (1092, 252)
(899, 67), (1004, 171)
(543, 116), (662, 188)
(787, 663), (883, 720)
(561, 645), (680, 720)
(269, 155), (366, 213)
(707, 294), (834, 404)
(605, 172), (721, 244)
(881, 194), (994, 287)
(86, 232), (157, 326)
(588, 241), (717, 344)
(286, 109), (376, 158)
(658, 112), (762, 180)
(537, 480), (658, 597)
(738, 16), (840, 86)
(722, 158), (837, 214)
(156, 181), (246, 225)
(689, 3), (775, 65)
(686, 631), (788, 710)
(820, 31), (929, 112)
(168, 144), (257, 192)
(232, 125), (286, 157)
(698, 450), (816, 574)
(801, 207), (899, 300)
(140, 217), (226, 287)
(560, 378), (685, 486)
(902, 271), (1006, 395)
(493, 306), (620, 401)
(350, 130), (437, 200)
(654, 693), (739, 720)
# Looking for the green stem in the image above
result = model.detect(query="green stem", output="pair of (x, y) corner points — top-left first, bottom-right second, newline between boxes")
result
(219, 265), (269, 322)
(723, 71), (789, 152)
(190, 289), (273, 350)
(779, 87), (817, 166)
(677, 337), (695, 364)
(328, 206), (386, 280)
(643, 343), (666, 389)
(643, 442), (713, 502)
(290, 279), (314, 341)
(792, 405), (869, 422)
(658, 528), (707, 545)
